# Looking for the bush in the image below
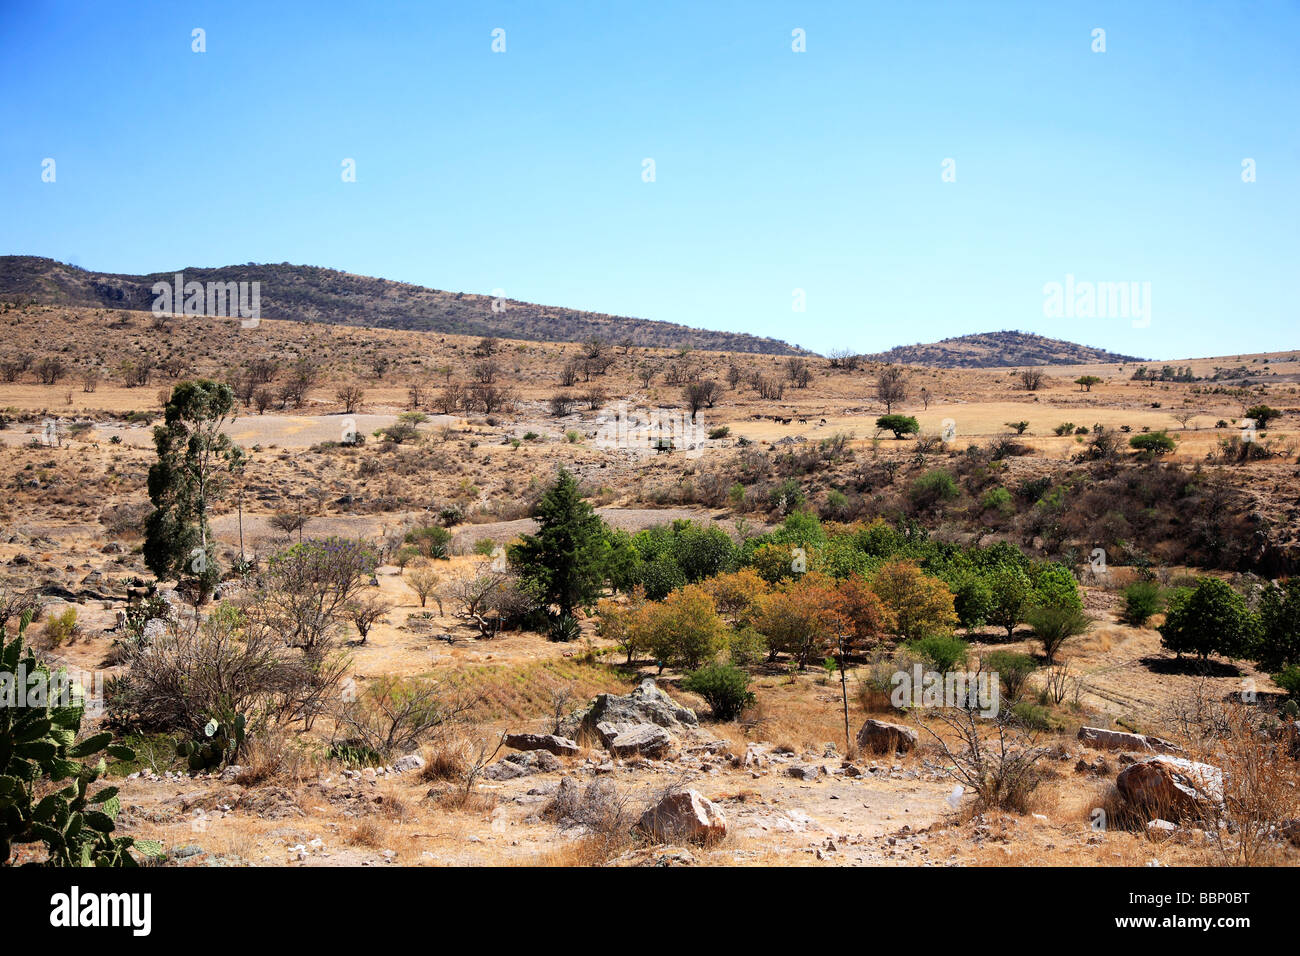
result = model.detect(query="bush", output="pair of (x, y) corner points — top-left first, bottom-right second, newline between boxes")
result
(1121, 580), (1163, 627)
(980, 486), (1014, 514)
(910, 469), (959, 508)
(1010, 701), (1062, 732)
(681, 663), (755, 720)
(876, 414), (920, 439)
(42, 606), (79, 646)
(909, 634), (969, 673)
(983, 650), (1038, 702)
(1024, 604), (1090, 664)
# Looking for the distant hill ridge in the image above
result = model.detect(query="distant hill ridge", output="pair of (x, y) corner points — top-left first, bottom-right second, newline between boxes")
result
(866, 330), (1146, 368)
(0, 256), (804, 355)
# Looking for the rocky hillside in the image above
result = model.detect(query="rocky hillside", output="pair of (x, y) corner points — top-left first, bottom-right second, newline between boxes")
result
(866, 331), (1145, 368)
(0, 256), (802, 355)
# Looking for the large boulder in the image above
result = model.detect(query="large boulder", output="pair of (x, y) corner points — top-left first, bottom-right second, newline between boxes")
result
(1078, 726), (1182, 756)
(504, 733), (580, 757)
(607, 724), (676, 758)
(563, 679), (698, 742)
(1117, 756), (1223, 819)
(856, 719), (918, 755)
(637, 789), (727, 844)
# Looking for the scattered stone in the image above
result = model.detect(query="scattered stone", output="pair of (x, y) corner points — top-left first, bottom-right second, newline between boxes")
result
(636, 789), (727, 844)
(857, 719), (918, 755)
(391, 754), (426, 774)
(786, 764), (823, 781)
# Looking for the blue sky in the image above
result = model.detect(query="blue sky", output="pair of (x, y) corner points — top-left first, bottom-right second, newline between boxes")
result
(1, 1), (1296, 359)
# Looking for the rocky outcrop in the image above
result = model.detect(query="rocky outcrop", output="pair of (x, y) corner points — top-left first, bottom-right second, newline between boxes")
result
(562, 679), (699, 739)
(1078, 726), (1182, 755)
(636, 789), (727, 844)
(856, 719), (918, 755)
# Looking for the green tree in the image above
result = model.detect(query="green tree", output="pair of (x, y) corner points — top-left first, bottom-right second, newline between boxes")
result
(985, 565), (1032, 638)
(876, 414), (920, 439)
(508, 469), (610, 620)
(143, 380), (240, 601)
(1074, 375), (1103, 391)
(1129, 430), (1176, 457)
(1255, 578), (1300, 672)
(1158, 578), (1256, 662)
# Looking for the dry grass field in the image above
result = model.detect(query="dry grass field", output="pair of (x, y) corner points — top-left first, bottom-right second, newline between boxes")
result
(2, 303), (1298, 868)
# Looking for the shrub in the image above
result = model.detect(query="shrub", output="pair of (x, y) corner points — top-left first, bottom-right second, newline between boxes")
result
(1010, 701), (1062, 731)
(908, 634), (969, 673)
(42, 606), (79, 646)
(876, 414), (920, 439)
(983, 650), (1038, 701)
(909, 469), (959, 508)
(1024, 604), (1090, 664)
(980, 486), (1014, 514)
(681, 663), (755, 720)
(1121, 580), (1163, 627)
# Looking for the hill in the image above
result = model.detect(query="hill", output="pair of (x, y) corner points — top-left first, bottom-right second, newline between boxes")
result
(0, 256), (802, 355)
(866, 330), (1146, 368)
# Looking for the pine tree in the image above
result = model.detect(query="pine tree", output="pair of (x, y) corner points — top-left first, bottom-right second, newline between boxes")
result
(508, 469), (609, 623)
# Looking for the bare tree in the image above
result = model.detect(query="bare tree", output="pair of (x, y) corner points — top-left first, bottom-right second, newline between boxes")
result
(336, 384), (365, 414)
(345, 593), (392, 645)
(876, 365), (907, 413)
(1019, 368), (1045, 391)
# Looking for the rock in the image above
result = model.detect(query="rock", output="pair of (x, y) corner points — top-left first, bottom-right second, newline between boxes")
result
(607, 724), (676, 758)
(856, 719), (918, 755)
(218, 765), (244, 782)
(636, 789), (727, 844)
(1078, 726), (1182, 755)
(391, 754), (426, 774)
(786, 764), (823, 781)
(562, 679), (698, 741)
(1146, 819), (1177, 838)
(1117, 756), (1223, 819)
(482, 749), (562, 781)
(504, 733), (580, 756)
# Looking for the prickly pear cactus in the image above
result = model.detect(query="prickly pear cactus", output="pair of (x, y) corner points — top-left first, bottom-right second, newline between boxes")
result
(0, 611), (162, 866)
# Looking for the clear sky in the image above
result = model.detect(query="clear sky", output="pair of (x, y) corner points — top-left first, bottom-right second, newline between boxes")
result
(1, 1), (1296, 359)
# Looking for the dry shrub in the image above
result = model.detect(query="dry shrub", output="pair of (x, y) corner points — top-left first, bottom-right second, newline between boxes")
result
(419, 738), (467, 783)
(1192, 704), (1300, 866)
(234, 726), (314, 787)
(541, 778), (636, 864)
(920, 705), (1049, 813)
(347, 818), (389, 848)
